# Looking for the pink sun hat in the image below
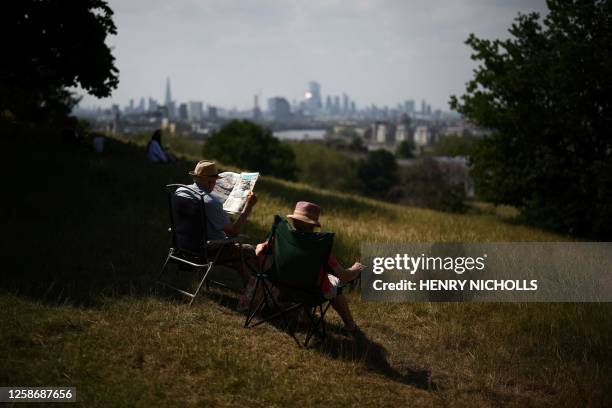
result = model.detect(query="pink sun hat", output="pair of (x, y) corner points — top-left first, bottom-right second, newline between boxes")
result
(286, 201), (322, 227)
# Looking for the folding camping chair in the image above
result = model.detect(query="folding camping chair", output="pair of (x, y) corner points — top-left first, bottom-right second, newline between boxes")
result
(244, 215), (335, 347)
(156, 184), (249, 305)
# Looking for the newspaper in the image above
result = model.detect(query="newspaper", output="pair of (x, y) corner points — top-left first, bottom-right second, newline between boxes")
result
(212, 171), (259, 214)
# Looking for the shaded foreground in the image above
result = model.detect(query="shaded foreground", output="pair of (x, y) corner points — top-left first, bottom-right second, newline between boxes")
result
(1, 126), (610, 406)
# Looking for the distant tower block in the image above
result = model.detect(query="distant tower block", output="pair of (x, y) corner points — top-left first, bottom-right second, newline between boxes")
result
(253, 94), (262, 121)
(165, 77), (172, 107)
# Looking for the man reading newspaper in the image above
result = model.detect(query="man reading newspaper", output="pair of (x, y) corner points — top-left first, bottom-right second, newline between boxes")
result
(175, 160), (258, 287)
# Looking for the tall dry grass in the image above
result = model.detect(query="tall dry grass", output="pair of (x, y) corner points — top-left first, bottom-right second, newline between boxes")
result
(0, 125), (609, 406)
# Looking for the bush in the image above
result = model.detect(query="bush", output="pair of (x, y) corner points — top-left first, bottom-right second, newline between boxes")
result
(203, 120), (297, 180)
(288, 142), (360, 192)
(357, 150), (399, 199)
(390, 158), (466, 213)
(395, 140), (415, 158)
(431, 134), (479, 157)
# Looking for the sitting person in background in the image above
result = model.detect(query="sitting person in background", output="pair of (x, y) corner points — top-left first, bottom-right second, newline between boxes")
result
(146, 129), (173, 162)
(255, 201), (365, 334)
(175, 160), (258, 288)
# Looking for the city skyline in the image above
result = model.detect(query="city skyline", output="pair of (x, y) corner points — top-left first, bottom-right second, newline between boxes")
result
(77, 0), (548, 111)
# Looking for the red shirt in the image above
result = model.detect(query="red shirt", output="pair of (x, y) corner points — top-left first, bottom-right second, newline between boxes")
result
(256, 240), (338, 294)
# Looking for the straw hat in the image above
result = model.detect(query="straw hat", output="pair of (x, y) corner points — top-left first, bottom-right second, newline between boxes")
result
(287, 201), (321, 227)
(189, 160), (220, 178)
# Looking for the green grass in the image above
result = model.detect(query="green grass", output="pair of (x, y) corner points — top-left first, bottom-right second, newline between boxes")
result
(1, 124), (610, 406)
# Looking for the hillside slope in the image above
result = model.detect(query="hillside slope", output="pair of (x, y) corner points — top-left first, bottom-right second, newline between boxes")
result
(1, 126), (609, 406)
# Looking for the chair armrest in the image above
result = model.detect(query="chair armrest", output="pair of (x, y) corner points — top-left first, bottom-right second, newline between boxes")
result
(207, 237), (238, 246)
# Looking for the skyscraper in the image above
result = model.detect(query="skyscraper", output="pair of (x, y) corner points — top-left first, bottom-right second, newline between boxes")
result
(253, 94), (262, 121)
(148, 97), (158, 112)
(308, 81), (322, 111)
(333, 96), (340, 115)
(188, 101), (203, 122)
(165, 77), (172, 107)
(342, 93), (349, 115)
(325, 96), (333, 113)
(404, 99), (415, 114)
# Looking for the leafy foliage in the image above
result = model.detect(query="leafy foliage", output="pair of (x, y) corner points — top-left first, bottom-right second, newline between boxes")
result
(389, 159), (466, 213)
(450, 0), (612, 238)
(1, 0), (118, 122)
(431, 134), (479, 157)
(395, 140), (415, 158)
(289, 142), (360, 192)
(203, 120), (298, 180)
(357, 150), (399, 198)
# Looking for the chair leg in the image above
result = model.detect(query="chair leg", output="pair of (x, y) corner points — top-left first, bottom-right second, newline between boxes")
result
(244, 277), (263, 327)
(189, 263), (214, 306)
(304, 302), (330, 347)
(156, 250), (173, 284)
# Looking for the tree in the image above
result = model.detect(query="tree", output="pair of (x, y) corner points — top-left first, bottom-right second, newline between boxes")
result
(396, 140), (415, 158)
(432, 134), (479, 157)
(1, 0), (119, 122)
(389, 158), (466, 213)
(357, 150), (399, 198)
(289, 142), (360, 192)
(450, 0), (612, 238)
(203, 120), (298, 180)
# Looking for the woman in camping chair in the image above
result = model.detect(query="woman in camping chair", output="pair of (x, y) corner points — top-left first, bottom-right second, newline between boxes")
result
(254, 201), (365, 334)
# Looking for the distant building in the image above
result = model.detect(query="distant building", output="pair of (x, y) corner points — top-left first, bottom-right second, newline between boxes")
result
(306, 81), (322, 113)
(178, 103), (188, 121)
(253, 94), (262, 121)
(268, 97), (291, 122)
(207, 106), (218, 121)
(166, 101), (176, 120)
(376, 123), (387, 143)
(404, 99), (415, 114)
(395, 123), (411, 143)
(414, 126), (433, 147)
(188, 101), (203, 122)
(325, 96), (333, 113)
(370, 121), (394, 144)
(148, 97), (158, 112)
(342, 93), (349, 115)
(165, 77), (172, 107)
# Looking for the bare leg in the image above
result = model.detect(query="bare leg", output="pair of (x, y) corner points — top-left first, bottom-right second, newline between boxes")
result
(335, 268), (360, 283)
(232, 259), (252, 286)
(235, 244), (257, 287)
(331, 294), (356, 330)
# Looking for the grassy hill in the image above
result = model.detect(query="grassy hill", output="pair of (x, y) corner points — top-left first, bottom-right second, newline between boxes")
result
(1, 125), (610, 406)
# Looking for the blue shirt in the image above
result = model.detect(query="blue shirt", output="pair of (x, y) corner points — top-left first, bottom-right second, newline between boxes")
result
(175, 183), (229, 241)
(147, 140), (169, 162)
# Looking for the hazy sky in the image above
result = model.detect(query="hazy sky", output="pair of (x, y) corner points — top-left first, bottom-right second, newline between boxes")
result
(78, 0), (548, 111)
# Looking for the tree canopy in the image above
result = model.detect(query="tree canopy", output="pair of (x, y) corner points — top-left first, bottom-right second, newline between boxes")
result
(1, 0), (119, 122)
(450, 0), (612, 238)
(357, 150), (399, 198)
(203, 120), (298, 180)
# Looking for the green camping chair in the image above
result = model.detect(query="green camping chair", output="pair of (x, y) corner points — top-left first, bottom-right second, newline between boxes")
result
(244, 215), (334, 346)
